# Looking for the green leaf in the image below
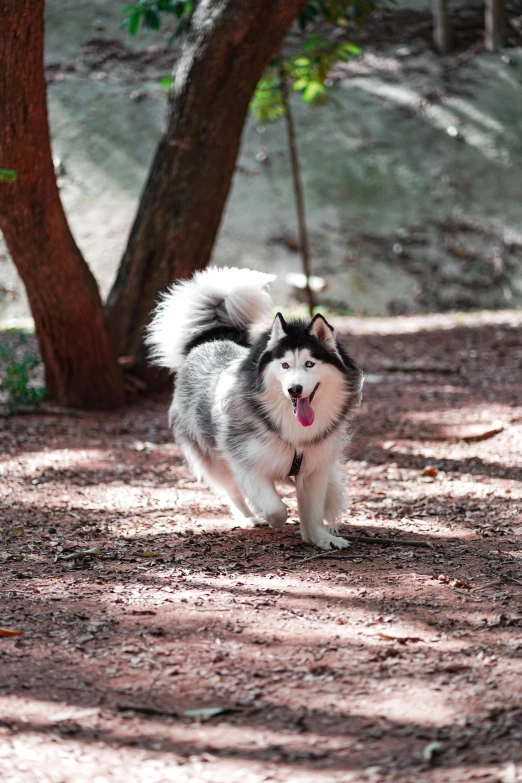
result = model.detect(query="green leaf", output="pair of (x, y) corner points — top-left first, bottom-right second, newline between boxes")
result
(302, 81), (325, 102)
(158, 76), (172, 91)
(292, 78), (309, 91)
(342, 43), (362, 55)
(144, 9), (161, 29)
(122, 0), (193, 38)
(0, 329), (45, 409)
(127, 10), (141, 36)
(0, 168), (17, 183)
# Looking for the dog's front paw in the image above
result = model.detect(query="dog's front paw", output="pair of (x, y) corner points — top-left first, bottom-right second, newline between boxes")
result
(234, 516), (268, 529)
(304, 528), (351, 551)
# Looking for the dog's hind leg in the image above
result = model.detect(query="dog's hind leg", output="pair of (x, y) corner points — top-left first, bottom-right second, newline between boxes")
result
(187, 449), (266, 528)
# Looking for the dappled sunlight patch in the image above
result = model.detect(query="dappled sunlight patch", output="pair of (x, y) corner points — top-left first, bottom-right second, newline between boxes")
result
(401, 403), (514, 444)
(354, 683), (456, 726)
(0, 447), (111, 472)
(336, 309), (522, 337)
(0, 696), (281, 783)
(0, 694), (100, 729)
(346, 77), (512, 165)
(0, 691), (414, 783)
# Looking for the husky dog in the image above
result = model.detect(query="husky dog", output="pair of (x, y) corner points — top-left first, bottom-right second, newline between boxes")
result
(147, 267), (363, 550)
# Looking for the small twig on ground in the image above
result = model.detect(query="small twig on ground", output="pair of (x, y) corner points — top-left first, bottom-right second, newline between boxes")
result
(55, 548), (101, 562)
(115, 703), (178, 718)
(343, 534), (434, 548)
(472, 575), (522, 591)
(470, 577), (506, 593)
(461, 425), (504, 443)
(471, 579), (503, 592)
(283, 533), (434, 568)
(288, 530), (365, 567)
(503, 574), (522, 587)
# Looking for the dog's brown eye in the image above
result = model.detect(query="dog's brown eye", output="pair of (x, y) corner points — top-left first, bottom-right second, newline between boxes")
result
(305, 361), (315, 369)
(282, 362), (290, 370)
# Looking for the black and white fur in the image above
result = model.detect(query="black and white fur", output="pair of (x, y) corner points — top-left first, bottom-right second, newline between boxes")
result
(147, 267), (363, 550)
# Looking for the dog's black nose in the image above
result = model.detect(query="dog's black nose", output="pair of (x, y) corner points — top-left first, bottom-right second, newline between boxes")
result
(288, 385), (303, 398)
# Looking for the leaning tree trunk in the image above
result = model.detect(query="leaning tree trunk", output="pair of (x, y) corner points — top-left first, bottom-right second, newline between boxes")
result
(107, 0), (307, 376)
(0, 0), (125, 409)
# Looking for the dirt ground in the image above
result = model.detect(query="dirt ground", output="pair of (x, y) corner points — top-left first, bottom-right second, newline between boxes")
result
(1, 309), (522, 782)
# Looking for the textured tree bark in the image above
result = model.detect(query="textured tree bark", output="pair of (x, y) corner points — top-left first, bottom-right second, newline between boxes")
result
(485, 0), (505, 51)
(106, 0), (307, 376)
(0, 0), (125, 408)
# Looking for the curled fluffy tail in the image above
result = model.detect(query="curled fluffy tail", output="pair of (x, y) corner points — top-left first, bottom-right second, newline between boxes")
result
(146, 266), (275, 371)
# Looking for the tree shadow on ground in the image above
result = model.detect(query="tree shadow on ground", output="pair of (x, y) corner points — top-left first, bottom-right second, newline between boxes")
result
(2, 702), (521, 775)
(1, 313), (522, 780)
(358, 444), (522, 483)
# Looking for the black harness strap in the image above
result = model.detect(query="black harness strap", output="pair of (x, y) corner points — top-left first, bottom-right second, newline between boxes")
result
(289, 451), (303, 477)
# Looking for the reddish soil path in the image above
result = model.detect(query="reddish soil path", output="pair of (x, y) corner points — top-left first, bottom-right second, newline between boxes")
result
(1, 311), (521, 783)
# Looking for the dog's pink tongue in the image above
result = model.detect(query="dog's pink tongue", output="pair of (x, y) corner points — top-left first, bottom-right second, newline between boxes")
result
(296, 397), (315, 427)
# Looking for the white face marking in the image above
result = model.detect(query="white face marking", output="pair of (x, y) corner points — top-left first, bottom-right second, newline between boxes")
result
(261, 341), (351, 440)
(269, 348), (321, 400)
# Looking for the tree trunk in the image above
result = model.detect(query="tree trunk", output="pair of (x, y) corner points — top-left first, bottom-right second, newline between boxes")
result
(485, 0), (505, 51)
(279, 65), (315, 317)
(0, 0), (125, 409)
(106, 0), (307, 375)
(432, 0), (453, 54)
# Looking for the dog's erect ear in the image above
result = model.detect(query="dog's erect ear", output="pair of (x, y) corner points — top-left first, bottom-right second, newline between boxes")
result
(308, 314), (337, 350)
(266, 312), (287, 348)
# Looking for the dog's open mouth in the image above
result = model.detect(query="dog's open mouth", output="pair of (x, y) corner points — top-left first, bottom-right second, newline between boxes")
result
(291, 383), (319, 428)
